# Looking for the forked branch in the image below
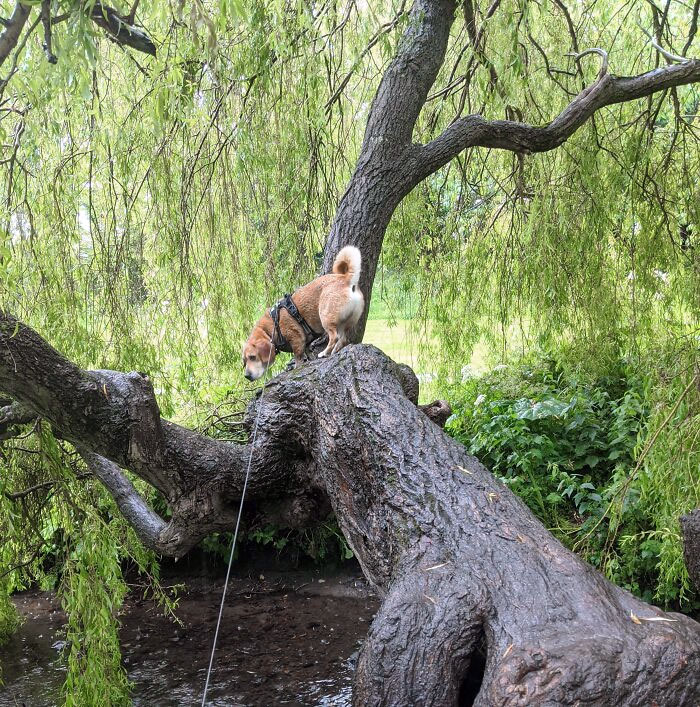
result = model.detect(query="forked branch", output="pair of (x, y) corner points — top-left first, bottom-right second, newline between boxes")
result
(417, 54), (700, 178)
(0, 0), (155, 73)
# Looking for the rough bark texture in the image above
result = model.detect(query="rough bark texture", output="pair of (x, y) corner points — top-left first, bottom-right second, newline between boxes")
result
(89, 3), (156, 56)
(0, 310), (302, 555)
(2, 310), (699, 706)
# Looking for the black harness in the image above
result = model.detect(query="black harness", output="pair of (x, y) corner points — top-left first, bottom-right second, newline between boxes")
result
(269, 294), (320, 353)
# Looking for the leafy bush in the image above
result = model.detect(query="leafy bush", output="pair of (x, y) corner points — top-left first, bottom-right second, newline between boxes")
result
(445, 352), (699, 611)
(201, 517), (355, 568)
(0, 587), (21, 647)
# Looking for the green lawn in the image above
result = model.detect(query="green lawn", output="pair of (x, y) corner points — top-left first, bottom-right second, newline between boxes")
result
(362, 319), (489, 402)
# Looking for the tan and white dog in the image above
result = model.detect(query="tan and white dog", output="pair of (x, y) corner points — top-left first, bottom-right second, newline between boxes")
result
(242, 246), (364, 381)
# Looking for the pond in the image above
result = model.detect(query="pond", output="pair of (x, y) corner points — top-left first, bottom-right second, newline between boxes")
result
(0, 569), (378, 706)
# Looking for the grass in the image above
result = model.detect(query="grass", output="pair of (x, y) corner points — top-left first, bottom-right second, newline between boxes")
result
(362, 318), (489, 402)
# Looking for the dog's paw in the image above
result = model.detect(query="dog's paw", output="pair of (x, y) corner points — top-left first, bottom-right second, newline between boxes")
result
(318, 351), (328, 358)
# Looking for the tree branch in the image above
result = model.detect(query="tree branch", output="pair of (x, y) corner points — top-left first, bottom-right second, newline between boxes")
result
(0, 309), (436, 557)
(0, 400), (36, 427)
(4, 472), (91, 501)
(79, 450), (173, 553)
(568, 47), (609, 78)
(0, 309), (255, 505)
(417, 57), (700, 179)
(683, 0), (700, 57)
(324, 1), (407, 112)
(0, 2), (32, 68)
(89, 2), (156, 57)
(321, 0), (458, 339)
(40, 0), (56, 64)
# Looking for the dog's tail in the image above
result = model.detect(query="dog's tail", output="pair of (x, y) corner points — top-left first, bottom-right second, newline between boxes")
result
(332, 245), (362, 287)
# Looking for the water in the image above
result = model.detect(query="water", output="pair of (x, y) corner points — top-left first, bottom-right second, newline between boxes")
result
(0, 572), (377, 706)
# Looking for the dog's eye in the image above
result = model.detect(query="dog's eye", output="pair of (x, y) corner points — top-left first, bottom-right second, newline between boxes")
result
(249, 355), (257, 361)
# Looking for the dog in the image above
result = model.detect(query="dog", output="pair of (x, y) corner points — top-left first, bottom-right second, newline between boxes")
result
(242, 246), (364, 381)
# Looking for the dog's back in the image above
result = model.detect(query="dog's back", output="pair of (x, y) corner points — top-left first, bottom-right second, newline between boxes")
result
(288, 247), (363, 357)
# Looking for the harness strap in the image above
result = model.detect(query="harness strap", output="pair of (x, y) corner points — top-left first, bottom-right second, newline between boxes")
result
(269, 294), (320, 353)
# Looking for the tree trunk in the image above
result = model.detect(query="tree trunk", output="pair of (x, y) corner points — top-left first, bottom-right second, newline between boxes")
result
(257, 347), (700, 707)
(1, 312), (699, 705)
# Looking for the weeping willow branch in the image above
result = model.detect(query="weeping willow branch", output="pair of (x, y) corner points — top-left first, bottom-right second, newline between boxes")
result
(0, 2), (31, 68)
(0, 401), (36, 440)
(78, 450), (171, 553)
(0, 401), (35, 427)
(40, 0), (56, 64)
(0, 0), (155, 74)
(417, 56), (700, 178)
(3, 472), (91, 501)
(324, 1), (408, 112)
(0, 309), (317, 555)
(89, 2), (156, 57)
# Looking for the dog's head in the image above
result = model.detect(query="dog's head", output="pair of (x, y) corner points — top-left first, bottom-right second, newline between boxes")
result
(242, 331), (276, 381)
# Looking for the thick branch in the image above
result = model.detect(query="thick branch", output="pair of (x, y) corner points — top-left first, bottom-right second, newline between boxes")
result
(0, 400), (36, 428)
(79, 451), (172, 552)
(322, 0), (458, 338)
(320, 0), (700, 347)
(89, 3), (156, 57)
(0, 310), (270, 509)
(0, 400), (36, 440)
(418, 58), (700, 177)
(0, 309), (433, 557)
(0, 2), (31, 68)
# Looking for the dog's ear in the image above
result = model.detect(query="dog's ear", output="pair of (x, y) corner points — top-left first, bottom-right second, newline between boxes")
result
(258, 339), (275, 366)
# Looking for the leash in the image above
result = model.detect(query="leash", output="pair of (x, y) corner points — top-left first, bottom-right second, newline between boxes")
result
(201, 350), (273, 706)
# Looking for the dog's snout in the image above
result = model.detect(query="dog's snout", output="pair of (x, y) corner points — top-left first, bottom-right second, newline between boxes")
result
(244, 371), (254, 381)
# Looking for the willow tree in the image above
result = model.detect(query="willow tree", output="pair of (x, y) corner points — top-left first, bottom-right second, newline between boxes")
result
(2, 0), (700, 705)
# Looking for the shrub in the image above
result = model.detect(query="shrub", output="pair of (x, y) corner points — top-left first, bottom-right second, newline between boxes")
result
(445, 352), (698, 611)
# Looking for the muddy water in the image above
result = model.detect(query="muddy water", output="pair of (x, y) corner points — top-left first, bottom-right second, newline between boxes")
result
(0, 570), (378, 706)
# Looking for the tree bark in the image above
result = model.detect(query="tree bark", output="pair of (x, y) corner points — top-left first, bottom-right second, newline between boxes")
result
(89, 3), (156, 57)
(1, 311), (699, 705)
(0, 2), (32, 68)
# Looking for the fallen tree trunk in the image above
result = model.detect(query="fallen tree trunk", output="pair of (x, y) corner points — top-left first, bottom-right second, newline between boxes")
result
(254, 345), (700, 706)
(1, 311), (699, 705)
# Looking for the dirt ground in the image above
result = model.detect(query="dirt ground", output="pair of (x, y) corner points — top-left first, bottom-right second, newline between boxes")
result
(0, 567), (378, 706)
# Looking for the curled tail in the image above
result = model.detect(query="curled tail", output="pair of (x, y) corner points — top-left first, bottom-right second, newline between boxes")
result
(332, 245), (362, 287)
